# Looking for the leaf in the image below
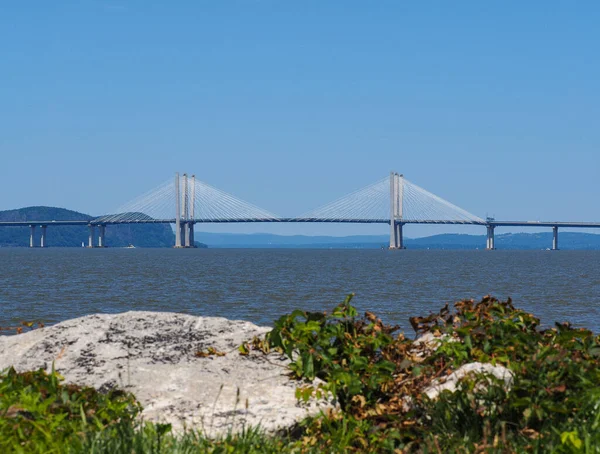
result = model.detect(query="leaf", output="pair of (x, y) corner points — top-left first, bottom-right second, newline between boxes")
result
(303, 353), (315, 378)
(561, 431), (583, 449)
(464, 335), (473, 350)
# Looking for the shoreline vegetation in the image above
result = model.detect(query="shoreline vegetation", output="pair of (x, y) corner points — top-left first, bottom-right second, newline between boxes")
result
(2, 296), (600, 453)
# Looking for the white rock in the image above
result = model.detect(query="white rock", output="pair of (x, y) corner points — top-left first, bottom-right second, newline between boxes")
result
(0, 311), (335, 436)
(412, 332), (452, 350)
(423, 362), (513, 400)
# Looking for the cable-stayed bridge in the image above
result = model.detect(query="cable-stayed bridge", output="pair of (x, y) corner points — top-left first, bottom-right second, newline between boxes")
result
(2, 172), (599, 250)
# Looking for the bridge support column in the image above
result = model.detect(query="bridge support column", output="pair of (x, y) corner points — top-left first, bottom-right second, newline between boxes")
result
(184, 221), (191, 247)
(189, 175), (196, 248)
(552, 226), (559, 251)
(389, 221), (397, 249)
(486, 225), (495, 250)
(98, 225), (106, 248)
(175, 172), (183, 248)
(29, 225), (36, 248)
(180, 222), (187, 248)
(40, 225), (47, 248)
(88, 225), (95, 248)
(186, 222), (195, 248)
(395, 222), (404, 249)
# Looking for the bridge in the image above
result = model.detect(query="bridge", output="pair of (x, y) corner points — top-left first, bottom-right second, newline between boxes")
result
(2, 172), (599, 250)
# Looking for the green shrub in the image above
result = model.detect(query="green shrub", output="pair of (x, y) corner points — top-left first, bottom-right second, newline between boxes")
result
(0, 365), (140, 453)
(260, 295), (600, 452)
(264, 294), (402, 409)
(3, 295), (600, 453)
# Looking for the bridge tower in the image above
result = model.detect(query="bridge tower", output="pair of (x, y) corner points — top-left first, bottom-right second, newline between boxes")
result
(175, 172), (183, 248)
(174, 172), (197, 248)
(181, 173), (189, 247)
(188, 175), (196, 247)
(389, 172), (405, 249)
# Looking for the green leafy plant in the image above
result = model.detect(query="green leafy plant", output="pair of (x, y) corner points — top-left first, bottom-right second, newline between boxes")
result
(265, 294), (402, 409)
(257, 295), (600, 452)
(3, 295), (600, 453)
(0, 365), (140, 453)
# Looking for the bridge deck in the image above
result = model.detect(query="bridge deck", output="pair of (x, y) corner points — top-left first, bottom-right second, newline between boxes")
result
(1, 219), (600, 228)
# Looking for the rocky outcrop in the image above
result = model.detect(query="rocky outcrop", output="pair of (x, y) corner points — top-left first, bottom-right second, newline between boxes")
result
(0, 312), (335, 436)
(423, 362), (514, 400)
(412, 332), (454, 350)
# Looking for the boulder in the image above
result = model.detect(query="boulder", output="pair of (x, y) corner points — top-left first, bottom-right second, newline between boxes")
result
(412, 332), (456, 351)
(0, 311), (335, 436)
(423, 362), (513, 400)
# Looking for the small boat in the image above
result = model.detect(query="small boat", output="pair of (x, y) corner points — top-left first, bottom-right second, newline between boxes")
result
(81, 241), (85, 248)
(125, 244), (136, 249)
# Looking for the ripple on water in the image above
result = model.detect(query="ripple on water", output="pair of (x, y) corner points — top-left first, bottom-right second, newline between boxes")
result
(1, 249), (599, 333)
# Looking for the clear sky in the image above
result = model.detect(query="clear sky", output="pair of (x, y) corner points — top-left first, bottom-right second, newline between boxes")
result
(1, 1), (599, 237)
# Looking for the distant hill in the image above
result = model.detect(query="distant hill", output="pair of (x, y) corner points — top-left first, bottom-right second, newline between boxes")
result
(0, 207), (207, 248)
(196, 232), (389, 248)
(195, 231), (600, 250)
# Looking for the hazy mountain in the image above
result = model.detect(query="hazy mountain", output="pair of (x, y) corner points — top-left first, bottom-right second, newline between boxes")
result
(195, 231), (600, 250)
(0, 207), (207, 248)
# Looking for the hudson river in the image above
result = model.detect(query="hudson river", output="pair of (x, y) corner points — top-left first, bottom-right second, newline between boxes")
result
(1, 249), (599, 333)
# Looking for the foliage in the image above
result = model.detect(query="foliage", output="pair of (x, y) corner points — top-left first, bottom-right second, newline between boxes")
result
(260, 295), (600, 452)
(264, 294), (401, 408)
(81, 423), (291, 454)
(0, 320), (44, 335)
(3, 295), (600, 453)
(0, 366), (140, 453)
(195, 347), (226, 357)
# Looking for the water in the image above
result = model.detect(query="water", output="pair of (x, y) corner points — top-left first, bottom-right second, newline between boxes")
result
(1, 248), (599, 333)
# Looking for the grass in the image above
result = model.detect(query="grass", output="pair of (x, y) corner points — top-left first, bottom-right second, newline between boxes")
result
(2, 295), (600, 453)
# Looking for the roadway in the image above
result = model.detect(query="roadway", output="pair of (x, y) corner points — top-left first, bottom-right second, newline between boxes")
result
(1, 219), (600, 228)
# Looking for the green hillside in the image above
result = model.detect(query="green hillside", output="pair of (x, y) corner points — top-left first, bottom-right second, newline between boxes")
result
(0, 207), (207, 248)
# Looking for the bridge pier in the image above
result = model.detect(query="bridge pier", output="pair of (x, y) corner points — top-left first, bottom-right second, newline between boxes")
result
(98, 225), (106, 248)
(486, 225), (496, 250)
(29, 225), (36, 248)
(88, 225), (95, 248)
(393, 222), (405, 249)
(389, 221), (405, 249)
(185, 222), (195, 248)
(180, 222), (187, 248)
(552, 226), (559, 251)
(40, 225), (47, 248)
(184, 222), (190, 248)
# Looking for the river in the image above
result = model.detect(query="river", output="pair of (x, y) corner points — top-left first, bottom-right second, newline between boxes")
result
(1, 248), (599, 333)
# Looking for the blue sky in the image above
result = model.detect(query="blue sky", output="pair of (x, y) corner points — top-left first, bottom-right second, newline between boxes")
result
(1, 1), (599, 237)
